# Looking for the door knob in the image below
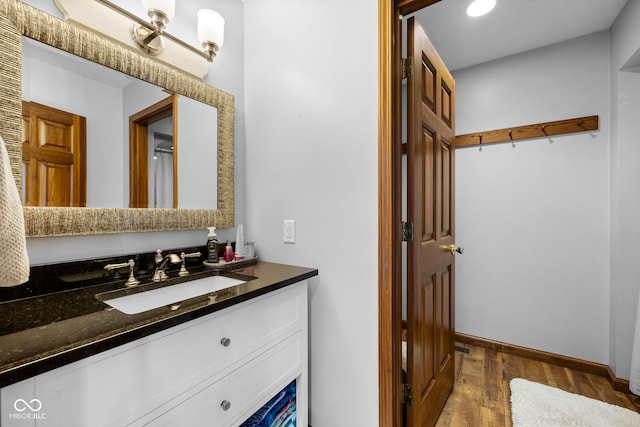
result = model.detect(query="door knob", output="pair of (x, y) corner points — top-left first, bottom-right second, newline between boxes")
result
(445, 244), (464, 255)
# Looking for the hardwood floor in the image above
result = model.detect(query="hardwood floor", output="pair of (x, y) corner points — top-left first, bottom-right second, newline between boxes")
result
(434, 343), (640, 426)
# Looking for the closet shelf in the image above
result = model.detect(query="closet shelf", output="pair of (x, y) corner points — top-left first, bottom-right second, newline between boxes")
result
(456, 115), (599, 148)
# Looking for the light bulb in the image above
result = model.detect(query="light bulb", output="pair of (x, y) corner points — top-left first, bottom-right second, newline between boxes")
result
(197, 9), (225, 48)
(467, 0), (496, 17)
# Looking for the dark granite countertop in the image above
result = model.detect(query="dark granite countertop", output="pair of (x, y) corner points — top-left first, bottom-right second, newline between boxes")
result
(0, 261), (318, 388)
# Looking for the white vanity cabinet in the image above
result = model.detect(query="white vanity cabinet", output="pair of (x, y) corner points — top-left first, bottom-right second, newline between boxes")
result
(1, 281), (308, 427)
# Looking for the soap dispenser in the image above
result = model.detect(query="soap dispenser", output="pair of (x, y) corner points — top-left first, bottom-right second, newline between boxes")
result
(207, 227), (219, 263)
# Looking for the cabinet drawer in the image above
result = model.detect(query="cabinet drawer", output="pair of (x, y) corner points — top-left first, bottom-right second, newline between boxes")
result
(140, 333), (302, 427)
(31, 284), (305, 427)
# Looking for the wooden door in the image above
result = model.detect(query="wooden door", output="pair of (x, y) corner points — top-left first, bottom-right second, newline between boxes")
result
(22, 101), (86, 207)
(405, 17), (456, 427)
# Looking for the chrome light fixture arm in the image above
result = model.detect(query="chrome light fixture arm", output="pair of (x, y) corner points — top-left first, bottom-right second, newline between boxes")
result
(95, 0), (222, 62)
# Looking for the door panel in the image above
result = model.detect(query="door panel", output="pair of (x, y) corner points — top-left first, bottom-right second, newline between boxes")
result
(41, 162), (72, 206)
(440, 141), (451, 237)
(440, 82), (452, 127)
(419, 274), (436, 397)
(422, 127), (436, 242)
(406, 16), (456, 427)
(422, 56), (437, 113)
(437, 266), (452, 368)
(22, 101), (86, 207)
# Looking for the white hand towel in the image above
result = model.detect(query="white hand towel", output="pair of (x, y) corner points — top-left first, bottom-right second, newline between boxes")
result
(0, 136), (29, 286)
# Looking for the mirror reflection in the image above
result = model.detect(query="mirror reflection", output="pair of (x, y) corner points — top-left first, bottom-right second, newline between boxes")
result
(21, 36), (217, 209)
(149, 117), (174, 209)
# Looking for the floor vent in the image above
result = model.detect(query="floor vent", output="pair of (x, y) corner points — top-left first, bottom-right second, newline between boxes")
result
(455, 346), (471, 354)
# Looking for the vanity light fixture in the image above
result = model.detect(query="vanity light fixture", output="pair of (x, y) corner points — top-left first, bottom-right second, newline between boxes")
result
(96, 0), (225, 61)
(466, 0), (496, 17)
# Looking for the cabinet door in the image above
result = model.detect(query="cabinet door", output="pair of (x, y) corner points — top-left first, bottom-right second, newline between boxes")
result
(1, 379), (36, 427)
(140, 333), (303, 427)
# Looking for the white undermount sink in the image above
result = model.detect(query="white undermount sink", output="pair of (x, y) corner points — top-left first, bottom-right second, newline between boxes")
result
(101, 275), (245, 315)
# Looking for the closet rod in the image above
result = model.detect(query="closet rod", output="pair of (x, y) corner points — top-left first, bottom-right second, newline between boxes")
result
(456, 115), (599, 148)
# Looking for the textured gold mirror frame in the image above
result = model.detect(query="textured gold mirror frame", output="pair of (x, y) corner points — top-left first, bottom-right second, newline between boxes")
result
(0, 0), (234, 237)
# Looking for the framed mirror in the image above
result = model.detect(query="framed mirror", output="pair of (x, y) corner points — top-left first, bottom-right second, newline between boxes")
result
(0, 0), (234, 237)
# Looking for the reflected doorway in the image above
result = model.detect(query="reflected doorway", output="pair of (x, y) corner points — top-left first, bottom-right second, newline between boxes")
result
(129, 94), (178, 208)
(149, 129), (174, 208)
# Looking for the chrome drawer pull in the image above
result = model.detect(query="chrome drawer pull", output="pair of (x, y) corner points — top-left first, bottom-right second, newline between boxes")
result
(220, 337), (231, 347)
(220, 400), (231, 411)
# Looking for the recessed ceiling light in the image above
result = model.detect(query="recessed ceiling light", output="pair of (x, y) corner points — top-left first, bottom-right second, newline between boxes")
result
(467, 0), (496, 17)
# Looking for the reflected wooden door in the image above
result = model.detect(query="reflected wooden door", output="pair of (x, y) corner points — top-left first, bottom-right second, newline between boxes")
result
(406, 17), (457, 427)
(22, 101), (86, 207)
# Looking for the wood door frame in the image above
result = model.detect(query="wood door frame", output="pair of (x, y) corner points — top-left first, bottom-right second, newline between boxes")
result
(129, 94), (179, 208)
(378, 1), (441, 425)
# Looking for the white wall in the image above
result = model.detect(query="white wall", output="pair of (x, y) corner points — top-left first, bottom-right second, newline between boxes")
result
(243, 0), (379, 424)
(453, 31), (611, 364)
(178, 97), (218, 209)
(22, 0), (245, 264)
(609, 0), (640, 379)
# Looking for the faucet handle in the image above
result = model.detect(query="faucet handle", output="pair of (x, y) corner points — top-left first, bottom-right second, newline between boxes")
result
(155, 249), (163, 264)
(104, 261), (130, 271)
(183, 251), (202, 259)
(105, 259), (139, 288)
(123, 259), (140, 287)
(178, 251), (202, 277)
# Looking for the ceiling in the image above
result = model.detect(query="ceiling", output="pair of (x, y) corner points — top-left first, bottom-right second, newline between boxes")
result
(413, 0), (628, 71)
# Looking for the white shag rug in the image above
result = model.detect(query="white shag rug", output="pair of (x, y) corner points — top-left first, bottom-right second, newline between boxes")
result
(510, 378), (640, 427)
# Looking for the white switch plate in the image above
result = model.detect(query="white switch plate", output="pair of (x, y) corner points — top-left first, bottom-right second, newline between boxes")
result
(284, 220), (296, 243)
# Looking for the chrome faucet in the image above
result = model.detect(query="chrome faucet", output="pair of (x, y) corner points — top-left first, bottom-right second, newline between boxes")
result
(153, 250), (182, 282)
(104, 259), (140, 287)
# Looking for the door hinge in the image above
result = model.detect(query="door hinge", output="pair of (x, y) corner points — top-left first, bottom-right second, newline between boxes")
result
(402, 221), (414, 242)
(402, 57), (414, 79)
(403, 383), (413, 406)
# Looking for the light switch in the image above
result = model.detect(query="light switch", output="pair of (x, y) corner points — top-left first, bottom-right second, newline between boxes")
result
(284, 220), (295, 243)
